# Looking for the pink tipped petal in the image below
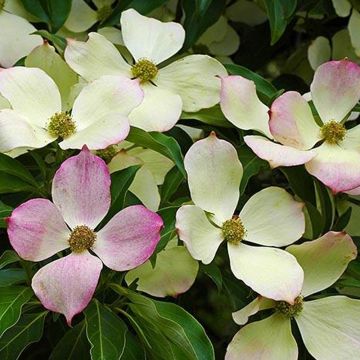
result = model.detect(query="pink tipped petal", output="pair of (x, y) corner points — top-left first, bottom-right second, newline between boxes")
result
(120, 9), (185, 64)
(94, 205), (163, 271)
(176, 205), (224, 265)
(185, 133), (243, 221)
(0, 67), (61, 128)
(52, 147), (111, 229)
(226, 314), (297, 360)
(305, 143), (360, 193)
(286, 232), (357, 297)
(59, 112), (130, 150)
(228, 243), (304, 303)
(345, 185), (360, 195)
(244, 135), (316, 168)
(269, 91), (320, 150)
(240, 187), (305, 247)
(7, 199), (70, 261)
(31, 251), (102, 326)
(220, 75), (272, 138)
(311, 60), (360, 122)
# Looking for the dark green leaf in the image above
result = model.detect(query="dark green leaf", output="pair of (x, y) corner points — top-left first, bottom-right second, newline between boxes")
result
(84, 300), (128, 360)
(127, 127), (185, 177)
(0, 311), (47, 360)
(0, 269), (27, 287)
(0, 287), (33, 337)
(314, 180), (335, 232)
(50, 321), (90, 360)
(0, 173), (36, 194)
(200, 263), (222, 292)
(305, 201), (324, 239)
(160, 167), (184, 205)
(181, 105), (233, 127)
(0, 251), (20, 269)
(0, 202), (13, 228)
(333, 206), (352, 231)
(32, 30), (67, 54)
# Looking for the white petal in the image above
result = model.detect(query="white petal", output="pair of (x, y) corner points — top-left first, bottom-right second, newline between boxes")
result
(240, 187), (305, 247)
(176, 205), (223, 265)
(156, 55), (227, 112)
(228, 243), (303, 303)
(64, 0), (98, 33)
(184, 133), (243, 221)
(296, 296), (360, 360)
(129, 84), (182, 132)
(120, 8), (185, 64)
(0, 11), (42, 68)
(0, 67), (61, 128)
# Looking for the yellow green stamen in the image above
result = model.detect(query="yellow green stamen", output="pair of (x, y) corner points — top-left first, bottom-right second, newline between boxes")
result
(276, 296), (303, 318)
(68, 225), (96, 253)
(222, 217), (246, 245)
(131, 58), (158, 83)
(320, 120), (346, 144)
(47, 112), (76, 139)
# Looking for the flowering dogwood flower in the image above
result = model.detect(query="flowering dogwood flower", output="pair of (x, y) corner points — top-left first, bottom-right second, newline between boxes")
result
(0, 1), (42, 68)
(7, 147), (163, 325)
(220, 60), (360, 193)
(226, 231), (359, 360)
(176, 133), (305, 303)
(0, 66), (143, 155)
(64, 8), (227, 132)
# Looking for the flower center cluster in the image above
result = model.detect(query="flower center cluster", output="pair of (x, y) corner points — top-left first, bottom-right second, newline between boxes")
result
(131, 58), (158, 82)
(68, 225), (96, 253)
(222, 217), (246, 245)
(320, 120), (346, 144)
(97, 5), (112, 21)
(47, 112), (76, 139)
(276, 296), (303, 318)
(97, 145), (118, 163)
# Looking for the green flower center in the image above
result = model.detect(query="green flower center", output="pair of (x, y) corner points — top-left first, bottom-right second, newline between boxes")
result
(97, 5), (112, 21)
(68, 225), (96, 253)
(320, 120), (346, 144)
(96, 145), (118, 163)
(47, 112), (76, 139)
(222, 217), (246, 245)
(276, 296), (303, 318)
(131, 58), (158, 83)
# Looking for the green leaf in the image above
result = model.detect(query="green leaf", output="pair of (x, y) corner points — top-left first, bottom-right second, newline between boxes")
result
(0, 173), (36, 194)
(181, 105), (233, 127)
(200, 263), (223, 292)
(333, 206), (352, 231)
(0, 287), (33, 337)
(182, 0), (226, 50)
(156, 205), (180, 253)
(0, 251), (20, 269)
(0, 311), (47, 360)
(127, 127), (185, 177)
(263, 0), (297, 45)
(160, 167), (184, 205)
(50, 321), (90, 360)
(21, 0), (72, 32)
(225, 64), (279, 105)
(84, 300), (129, 360)
(0, 202), (13, 228)
(314, 180), (335, 232)
(32, 30), (67, 54)
(0, 269), (27, 287)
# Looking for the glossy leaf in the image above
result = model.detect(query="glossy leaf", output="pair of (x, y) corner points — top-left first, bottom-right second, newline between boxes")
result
(0, 251), (19, 269)
(0, 269), (27, 287)
(0, 202), (13, 228)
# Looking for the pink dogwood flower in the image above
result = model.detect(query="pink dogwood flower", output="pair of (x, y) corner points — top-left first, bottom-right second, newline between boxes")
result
(220, 60), (360, 193)
(7, 147), (163, 325)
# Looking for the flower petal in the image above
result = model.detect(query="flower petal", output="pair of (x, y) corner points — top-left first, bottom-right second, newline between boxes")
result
(129, 84), (182, 132)
(244, 135), (316, 168)
(64, 32), (131, 81)
(228, 243), (303, 303)
(0, 11), (42, 68)
(342, 124), (360, 152)
(176, 205), (223, 264)
(305, 142), (360, 193)
(0, 109), (54, 153)
(7, 198), (70, 261)
(220, 75), (272, 138)
(0, 67), (61, 128)
(296, 296), (360, 360)
(269, 91), (320, 149)
(31, 251), (102, 325)
(240, 187), (305, 247)
(120, 9), (185, 64)
(286, 232), (357, 297)
(310, 60), (360, 123)
(185, 133), (243, 221)
(52, 147), (111, 229)
(59, 112), (130, 150)
(94, 205), (163, 271)
(226, 314), (297, 360)
(125, 245), (199, 297)
(156, 55), (227, 112)
(307, 36), (331, 70)
(64, 0), (97, 33)
(232, 297), (276, 326)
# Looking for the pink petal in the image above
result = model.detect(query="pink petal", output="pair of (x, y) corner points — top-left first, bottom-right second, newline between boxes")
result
(311, 60), (360, 123)
(305, 143), (360, 193)
(7, 198), (70, 261)
(31, 251), (102, 326)
(94, 205), (163, 271)
(244, 135), (316, 168)
(269, 91), (320, 150)
(345, 185), (360, 195)
(52, 147), (111, 229)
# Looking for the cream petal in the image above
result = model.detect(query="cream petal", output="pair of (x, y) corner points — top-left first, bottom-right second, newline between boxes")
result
(349, 10), (360, 55)
(64, 0), (98, 33)
(308, 36), (331, 70)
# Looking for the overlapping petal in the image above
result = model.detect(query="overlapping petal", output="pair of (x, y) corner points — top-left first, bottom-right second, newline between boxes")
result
(64, 0), (97, 33)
